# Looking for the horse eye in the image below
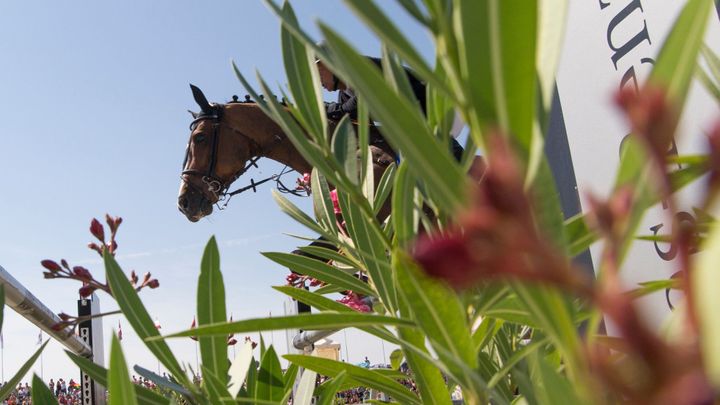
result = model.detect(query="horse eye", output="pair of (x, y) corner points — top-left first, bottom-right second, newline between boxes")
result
(194, 134), (206, 143)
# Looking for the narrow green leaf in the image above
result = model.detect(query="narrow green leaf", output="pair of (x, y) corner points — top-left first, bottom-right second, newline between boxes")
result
(389, 349), (404, 370)
(202, 366), (235, 405)
(528, 350), (581, 405)
(280, 1), (326, 139)
(311, 169), (339, 234)
(284, 355), (421, 404)
(273, 189), (333, 240)
(396, 291), (453, 405)
(294, 245), (361, 269)
(317, 371), (347, 405)
(104, 253), (190, 387)
(694, 220), (720, 386)
(319, 24), (468, 213)
(263, 252), (375, 297)
(392, 160), (419, 248)
(294, 367), (318, 405)
(393, 250), (476, 368)
(134, 366), (192, 398)
(254, 346), (285, 402)
(0, 341), (46, 402)
(650, 0), (713, 109)
(343, 0), (456, 101)
(282, 363), (300, 397)
(244, 358), (259, 398)
(109, 334), (138, 405)
(197, 237), (229, 383)
(373, 161), (396, 216)
(32, 374), (58, 405)
(337, 191), (397, 310)
(159, 313), (413, 339)
(66, 351), (170, 405)
(455, 0), (537, 162)
(0, 285), (4, 333)
(272, 286), (400, 344)
(332, 115), (359, 185)
(228, 341), (255, 398)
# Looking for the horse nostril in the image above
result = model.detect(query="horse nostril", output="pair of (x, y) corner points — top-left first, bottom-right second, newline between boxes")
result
(179, 197), (189, 209)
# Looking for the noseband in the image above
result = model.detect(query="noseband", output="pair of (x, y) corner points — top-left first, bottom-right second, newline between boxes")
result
(181, 103), (305, 209)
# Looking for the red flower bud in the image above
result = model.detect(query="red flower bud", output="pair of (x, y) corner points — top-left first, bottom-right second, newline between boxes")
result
(147, 279), (160, 289)
(41, 260), (62, 272)
(61, 259), (70, 270)
(227, 338), (238, 346)
(87, 243), (103, 256)
(142, 272), (151, 284)
(90, 218), (105, 242)
(130, 270), (139, 286)
(106, 214), (122, 234)
(52, 322), (68, 331)
(72, 266), (92, 281)
(43, 272), (57, 279)
(58, 312), (71, 321)
(79, 284), (96, 297)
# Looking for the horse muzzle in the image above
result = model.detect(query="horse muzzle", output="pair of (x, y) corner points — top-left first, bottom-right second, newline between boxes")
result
(177, 186), (214, 222)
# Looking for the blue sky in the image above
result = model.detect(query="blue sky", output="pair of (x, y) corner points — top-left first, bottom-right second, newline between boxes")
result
(0, 1), (431, 382)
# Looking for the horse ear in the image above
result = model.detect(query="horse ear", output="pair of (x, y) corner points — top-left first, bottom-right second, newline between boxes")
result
(189, 84), (212, 113)
(187, 110), (199, 119)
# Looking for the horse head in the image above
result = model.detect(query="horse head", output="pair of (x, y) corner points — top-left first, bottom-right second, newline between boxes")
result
(177, 85), (256, 222)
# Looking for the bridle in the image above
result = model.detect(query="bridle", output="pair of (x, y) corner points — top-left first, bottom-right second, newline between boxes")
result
(181, 102), (306, 210)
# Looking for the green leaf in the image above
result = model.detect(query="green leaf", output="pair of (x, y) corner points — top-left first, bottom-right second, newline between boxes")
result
(65, 351), (171, 405)
(32, 374), (58, 405)
(280, 1), (326, 139)
(455, 0), (537, 163)
(694, 220), (720, 387)
(282, 363), (300, 401)
(650, 0), (713, 110)
(272, 286), (400, 344)
(284, 355), (421, 404)
(104, 253), (191, 388)
(393, 250), (476, 368)
(254, 346), (285, 402)
(317, 371), (347, 405)
(0, 284), (4, 333)
(311, 170), (339, 234)
(273, 189), (333, 240)
(0, 341), (47, 401)
(392, 161), (419, 247)
(294, 245), (361, 269)
(202, 366), (235, 405)
(197, 236), (229, 382)
(109, 334), (138, 405)
(263, 252), (375, 297)
(395, 291), (453, 405)
(228, 341), (255, 398)
(134, 366), (192, 398)
(627, 279), (679, 299)
(343, 0), (455, 100)
(293, 367), (318, 405)
(373, 161), (396, 216)
(337, 191), (397, 311)
(389, 349), (404, 370)
(159, 313), (413, 339)
(332, 115), (359, 185)
(319, 24), (468, 213)
(528, 350), (581, 405)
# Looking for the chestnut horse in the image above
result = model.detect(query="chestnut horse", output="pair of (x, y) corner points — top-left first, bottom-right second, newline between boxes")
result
(177, 85), (396, 222)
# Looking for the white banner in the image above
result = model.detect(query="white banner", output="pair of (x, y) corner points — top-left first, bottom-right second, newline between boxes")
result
(556, 1), (720, 330)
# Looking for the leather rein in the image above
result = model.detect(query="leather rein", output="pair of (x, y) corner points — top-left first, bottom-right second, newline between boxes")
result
(181, 103), (306, 210)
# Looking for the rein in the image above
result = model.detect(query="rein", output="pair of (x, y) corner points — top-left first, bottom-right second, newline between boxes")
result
(181, 103), (308, 210)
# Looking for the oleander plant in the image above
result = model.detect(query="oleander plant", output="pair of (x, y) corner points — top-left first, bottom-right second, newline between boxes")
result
(22, 0), (720, 404)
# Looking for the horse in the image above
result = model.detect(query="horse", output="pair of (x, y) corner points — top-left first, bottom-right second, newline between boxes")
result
(177, 84), (397, 223)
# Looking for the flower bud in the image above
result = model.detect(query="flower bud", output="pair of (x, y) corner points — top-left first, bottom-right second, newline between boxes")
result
(52, 322), (69, 331)
(58, 312), (71, 321)
(72, 266), (93, 281)
(106, 214), (122, 234)
(90, 218), (105, 242)
(79, 284), (96, 297)
(147, 279), (160, 289)
(227, 338), (238, 346)
(87, 243), (103, 256)
(43, 272), (57, 279)
(61, 259), (70, 270)
(142, 272), (152, 284)
(130, 270), (139, 286)
(41, 260), (62, 272)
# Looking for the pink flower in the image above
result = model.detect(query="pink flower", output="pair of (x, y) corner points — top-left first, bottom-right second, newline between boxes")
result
(337, 292), (371, 312)
(330, 189), (341, 214)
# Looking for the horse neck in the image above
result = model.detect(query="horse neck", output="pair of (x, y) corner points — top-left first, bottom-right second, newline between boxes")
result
(223, 103), (313, 174)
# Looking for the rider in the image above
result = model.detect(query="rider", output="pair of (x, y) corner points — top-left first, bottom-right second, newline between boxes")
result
(315, 56), (464, 160)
